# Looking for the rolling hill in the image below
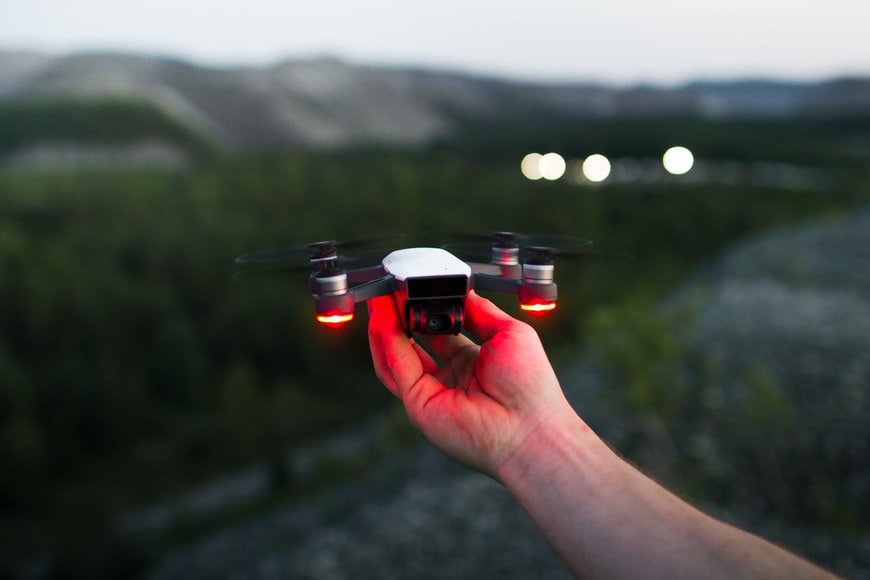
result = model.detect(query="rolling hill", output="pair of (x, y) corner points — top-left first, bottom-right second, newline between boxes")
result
(2, 50), (870, 153)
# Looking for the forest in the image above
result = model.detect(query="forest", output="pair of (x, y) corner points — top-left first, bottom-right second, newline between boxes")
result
(2, 99), (870, 578)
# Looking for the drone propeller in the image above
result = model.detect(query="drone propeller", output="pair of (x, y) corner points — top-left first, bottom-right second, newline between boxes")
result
(433, 231), (596, 263)
(521, 245), (633, 262)
(233, 262), (310, 280)
(234, 234), (403, 265)
(234, 235), (402, 283)
(235, 253), (395, 281)
(442, 240), (613, 264)
(430, 231), (593, 249)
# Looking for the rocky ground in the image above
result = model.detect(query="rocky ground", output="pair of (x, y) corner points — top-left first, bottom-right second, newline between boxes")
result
(146, 444), (571, 580)
(148, 207), (870, 579)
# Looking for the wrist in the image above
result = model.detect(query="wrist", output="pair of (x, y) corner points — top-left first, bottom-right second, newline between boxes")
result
(497, 402), (618, 495)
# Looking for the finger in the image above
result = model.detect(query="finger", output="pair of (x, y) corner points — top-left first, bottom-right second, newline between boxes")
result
(367, 297), (454, 426)
(416, 332), (479, 365)
(368, 296), (424, 398)
(462, 290), (521, 342)
(402, 373), (466, 431)
(368, 299), (401, 397)
(411, 340), (441, 375)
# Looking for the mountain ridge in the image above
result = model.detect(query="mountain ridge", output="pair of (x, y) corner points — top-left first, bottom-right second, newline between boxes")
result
(2, 50), (870, 150)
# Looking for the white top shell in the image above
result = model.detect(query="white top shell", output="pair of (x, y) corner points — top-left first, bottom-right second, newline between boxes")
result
(382, 248), (471, 281)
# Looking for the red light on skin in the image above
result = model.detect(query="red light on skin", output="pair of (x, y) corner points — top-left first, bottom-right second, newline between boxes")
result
(316, 312), (355, 327)
(520, 301), (556, 314)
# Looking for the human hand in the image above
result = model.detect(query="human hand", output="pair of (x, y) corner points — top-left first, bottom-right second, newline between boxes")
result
(367, 290), (575, 479)
(371, 293), (839, 580)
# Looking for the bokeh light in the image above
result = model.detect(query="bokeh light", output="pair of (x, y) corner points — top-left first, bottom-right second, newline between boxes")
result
(521, 152), (543, 180)
(539, 152), (566, 181)
(662, 146), (694, 175)
(582, 153), (611, 182)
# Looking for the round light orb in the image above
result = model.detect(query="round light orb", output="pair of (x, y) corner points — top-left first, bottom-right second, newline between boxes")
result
(539, 152), (567, 181)
(521, 153), (543, 180)
(663, 146), (694, 175)
(582, 153), (612, 183)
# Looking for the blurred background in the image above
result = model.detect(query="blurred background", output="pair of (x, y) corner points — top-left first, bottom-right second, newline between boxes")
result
(1, 2), (869, 578)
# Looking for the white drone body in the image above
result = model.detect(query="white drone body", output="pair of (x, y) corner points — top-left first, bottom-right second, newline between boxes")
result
(382, 247), (472, 281)
(383, 248), (473, 334)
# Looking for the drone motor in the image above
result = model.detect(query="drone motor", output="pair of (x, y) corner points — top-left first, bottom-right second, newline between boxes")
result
(307, 241), (357, 326)
(517, 246), (557, 313)
(490, 232), (520, 265)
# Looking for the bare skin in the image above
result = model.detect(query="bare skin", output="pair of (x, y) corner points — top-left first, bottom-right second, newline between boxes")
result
(368, 291), (837, 579)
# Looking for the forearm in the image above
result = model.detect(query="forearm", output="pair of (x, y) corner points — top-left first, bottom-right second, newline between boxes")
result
(498, 406), (836, 579)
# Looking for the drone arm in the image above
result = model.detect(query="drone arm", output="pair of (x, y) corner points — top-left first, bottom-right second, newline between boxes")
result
(347, 264), (388, 285)
(471, 272), (520, 294)
(472, 272), (558, 313)
(350, 275), (396, 303)
(469, 262), (522, 279)
(312, 275), (394, 326)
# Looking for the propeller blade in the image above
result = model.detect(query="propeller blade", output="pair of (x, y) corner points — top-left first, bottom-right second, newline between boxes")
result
(235, 245), (312, 264)
(440, 243), (493, 262)
(234, 255), (383, 281)
(444, 242), (631, 264)
(532, 247), (635, 262)
(430, 231), (593, 249)
(235, 234), (403, 265)
(233, 263), (310, 280)
(515, 234), (594, 250)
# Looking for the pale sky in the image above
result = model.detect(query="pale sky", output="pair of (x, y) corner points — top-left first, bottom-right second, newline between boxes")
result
(2, 0), (869, 85)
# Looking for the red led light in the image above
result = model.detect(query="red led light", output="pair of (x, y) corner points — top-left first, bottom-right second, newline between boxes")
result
(316, 312), (355, 326)
(520, 302), (556, 313)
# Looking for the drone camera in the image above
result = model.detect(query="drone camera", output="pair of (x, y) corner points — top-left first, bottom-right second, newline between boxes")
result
(400, 274), (469, 335)
(406, 299), (464, 335)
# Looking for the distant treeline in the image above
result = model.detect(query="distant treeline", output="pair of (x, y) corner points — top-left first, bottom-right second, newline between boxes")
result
(4, 97), (870, 165)
(1, 104), (869, 578)
(0, 99), (215, 158)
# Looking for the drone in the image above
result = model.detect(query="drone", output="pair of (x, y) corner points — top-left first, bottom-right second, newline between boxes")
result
(235, 232), (597, 335)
